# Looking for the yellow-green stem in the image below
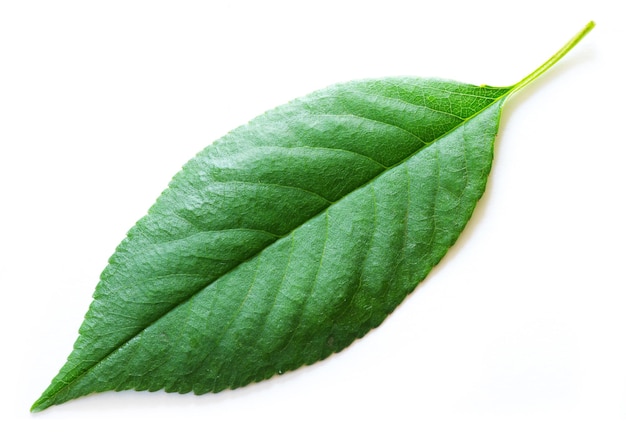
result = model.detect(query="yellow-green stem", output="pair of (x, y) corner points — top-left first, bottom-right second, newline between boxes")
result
(511, 21), (595, 95)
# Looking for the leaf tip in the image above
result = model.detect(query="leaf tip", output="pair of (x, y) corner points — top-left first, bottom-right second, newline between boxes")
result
(30, 391), (55, 413)
(30, 400), (46, 413)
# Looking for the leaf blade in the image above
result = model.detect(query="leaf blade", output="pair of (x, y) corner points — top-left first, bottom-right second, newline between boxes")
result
(33, 79), (510, 411)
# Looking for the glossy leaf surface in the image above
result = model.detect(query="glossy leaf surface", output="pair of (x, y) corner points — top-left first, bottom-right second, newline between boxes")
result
(32, 22), (594, 412)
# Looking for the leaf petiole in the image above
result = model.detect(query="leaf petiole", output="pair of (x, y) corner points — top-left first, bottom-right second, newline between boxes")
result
(511, 21), (595, 95)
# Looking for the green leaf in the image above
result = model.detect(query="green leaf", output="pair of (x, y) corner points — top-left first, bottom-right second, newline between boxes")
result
(31, 22), (594, 412)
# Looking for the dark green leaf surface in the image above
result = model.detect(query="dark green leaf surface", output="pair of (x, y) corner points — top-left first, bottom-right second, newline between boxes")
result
(32, 22), (594, 412)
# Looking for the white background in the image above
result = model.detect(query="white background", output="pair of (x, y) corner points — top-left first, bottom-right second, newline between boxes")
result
(1, 1), (624, 435)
